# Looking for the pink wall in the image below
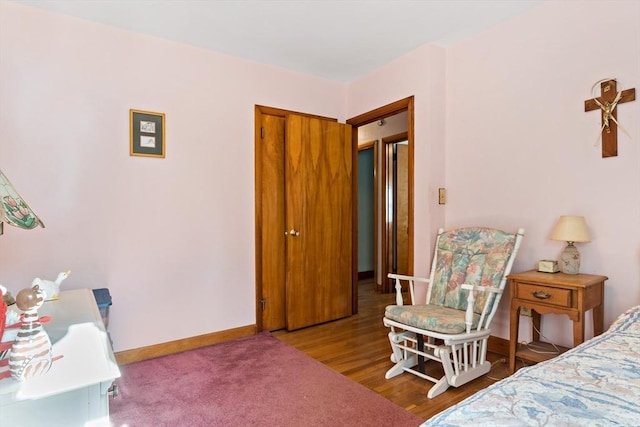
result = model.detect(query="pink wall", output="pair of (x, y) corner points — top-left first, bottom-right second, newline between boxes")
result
(0, 3), (346, 352)
(2, 0), (638, 353)
(445, 0), (640, 343)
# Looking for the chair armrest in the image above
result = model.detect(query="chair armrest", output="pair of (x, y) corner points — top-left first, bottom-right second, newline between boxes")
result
(388, 274), (430, 306)
(461, 284), (504, 332)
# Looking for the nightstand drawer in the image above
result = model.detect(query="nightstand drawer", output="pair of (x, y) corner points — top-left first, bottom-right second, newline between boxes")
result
(516, 283), (572, 307)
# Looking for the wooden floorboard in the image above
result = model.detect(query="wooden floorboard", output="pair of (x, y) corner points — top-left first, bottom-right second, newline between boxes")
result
(273, 280), (513, 421)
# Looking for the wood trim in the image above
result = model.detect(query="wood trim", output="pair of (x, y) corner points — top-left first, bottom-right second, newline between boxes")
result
(115, 324), (256, 365)
(254, 106), (264, 332)
(382, 141), (390, 292)
(255, 105), (337, 121)
(358, 270), (374, 280)
(373, 141), (379, 289)
(381, 132), (408, 145)
(346, 97), (414, 126)
(407, 97), (414, 278)
(351, 122), (359, 314)
(358, 140), (376, 151)
(488, 335), (510, 357)
(351, 120), (359, 315)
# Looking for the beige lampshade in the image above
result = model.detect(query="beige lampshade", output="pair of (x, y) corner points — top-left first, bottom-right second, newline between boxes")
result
(550, 216), (590, 243)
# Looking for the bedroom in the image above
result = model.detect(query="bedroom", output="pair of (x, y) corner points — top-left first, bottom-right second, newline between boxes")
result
(0, 0), (638, 422)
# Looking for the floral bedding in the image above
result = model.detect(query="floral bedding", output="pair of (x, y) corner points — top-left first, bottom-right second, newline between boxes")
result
(422, 305), (640, 426)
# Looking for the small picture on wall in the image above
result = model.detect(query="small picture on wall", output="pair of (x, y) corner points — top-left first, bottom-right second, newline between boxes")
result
(130, 109), (165, 158)
(140, 135), (156, 148)
(140, 120), (156, 134)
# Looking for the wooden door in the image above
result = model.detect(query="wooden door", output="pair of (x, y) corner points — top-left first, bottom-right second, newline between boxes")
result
(256, 108), (353, 332)
(284, 114), (353, 330)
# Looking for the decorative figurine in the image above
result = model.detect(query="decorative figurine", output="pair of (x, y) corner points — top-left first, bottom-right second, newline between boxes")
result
(8, 285), (53, 381)
(32, 270), (71, 301)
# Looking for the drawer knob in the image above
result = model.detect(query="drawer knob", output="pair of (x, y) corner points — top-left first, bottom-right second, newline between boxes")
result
(532, 291), (551, 300)
(109, 384), (119, 398)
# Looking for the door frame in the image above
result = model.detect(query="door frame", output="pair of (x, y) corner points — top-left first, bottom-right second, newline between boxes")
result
(347, 96), (414, 295)
(382, 132), (409, 292)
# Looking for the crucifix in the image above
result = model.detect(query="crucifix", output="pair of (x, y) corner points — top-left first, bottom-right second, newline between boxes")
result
(584, 79), (636, 158)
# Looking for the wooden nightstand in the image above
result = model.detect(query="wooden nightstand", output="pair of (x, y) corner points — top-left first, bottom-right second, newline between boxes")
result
(508, 270), (607, 373)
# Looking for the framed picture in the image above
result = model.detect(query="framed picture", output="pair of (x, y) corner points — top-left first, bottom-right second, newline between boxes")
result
(130, 109), (165, 158)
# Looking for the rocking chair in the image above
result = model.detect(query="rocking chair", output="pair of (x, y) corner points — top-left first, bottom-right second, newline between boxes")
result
(383, 227), (524, 398)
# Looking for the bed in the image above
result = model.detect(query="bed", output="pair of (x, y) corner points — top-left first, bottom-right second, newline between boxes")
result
(422, 305), (640, 426)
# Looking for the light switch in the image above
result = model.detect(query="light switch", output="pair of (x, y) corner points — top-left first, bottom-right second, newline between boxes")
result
(438, 188), (446, 205)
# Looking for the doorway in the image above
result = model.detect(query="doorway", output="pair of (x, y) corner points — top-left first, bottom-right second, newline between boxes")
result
(347, 96), (415, 294)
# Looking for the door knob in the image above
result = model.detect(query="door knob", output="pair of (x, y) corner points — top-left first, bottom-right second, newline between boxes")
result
(289, 229), (299, 237)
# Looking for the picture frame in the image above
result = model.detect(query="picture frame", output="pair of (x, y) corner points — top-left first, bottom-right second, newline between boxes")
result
(130, 109), (165, 158)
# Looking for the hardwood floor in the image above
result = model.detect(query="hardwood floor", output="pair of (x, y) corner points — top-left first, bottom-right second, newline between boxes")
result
(273, 280), (512, 421)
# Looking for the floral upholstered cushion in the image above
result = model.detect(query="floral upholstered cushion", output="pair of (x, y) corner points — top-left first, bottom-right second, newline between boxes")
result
(385, 304), (481, 334)
(429, 227), (516, 314)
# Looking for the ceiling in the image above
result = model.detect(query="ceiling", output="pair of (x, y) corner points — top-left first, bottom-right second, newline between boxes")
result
(18, 0), (544, 83)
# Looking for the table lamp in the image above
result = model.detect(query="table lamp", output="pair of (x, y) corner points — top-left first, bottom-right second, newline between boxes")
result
(0, 169), (45, 235)
(0, 169), (45, 357)
(550, 215), (590, 274)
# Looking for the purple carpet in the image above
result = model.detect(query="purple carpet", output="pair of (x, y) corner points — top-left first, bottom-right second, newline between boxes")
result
(110, 332), (422, 426)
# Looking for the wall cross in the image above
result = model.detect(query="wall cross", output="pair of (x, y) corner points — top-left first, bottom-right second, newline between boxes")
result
(584, 79), (635, 158)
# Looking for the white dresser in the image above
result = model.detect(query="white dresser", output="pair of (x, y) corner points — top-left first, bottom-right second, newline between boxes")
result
(0, 289), (121, 426)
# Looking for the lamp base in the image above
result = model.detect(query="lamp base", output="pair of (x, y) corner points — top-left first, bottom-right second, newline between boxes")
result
(559, 242), (580, 274)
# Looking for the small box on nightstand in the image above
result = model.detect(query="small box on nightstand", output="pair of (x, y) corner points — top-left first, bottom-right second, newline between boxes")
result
(537, 260), (559, 273)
